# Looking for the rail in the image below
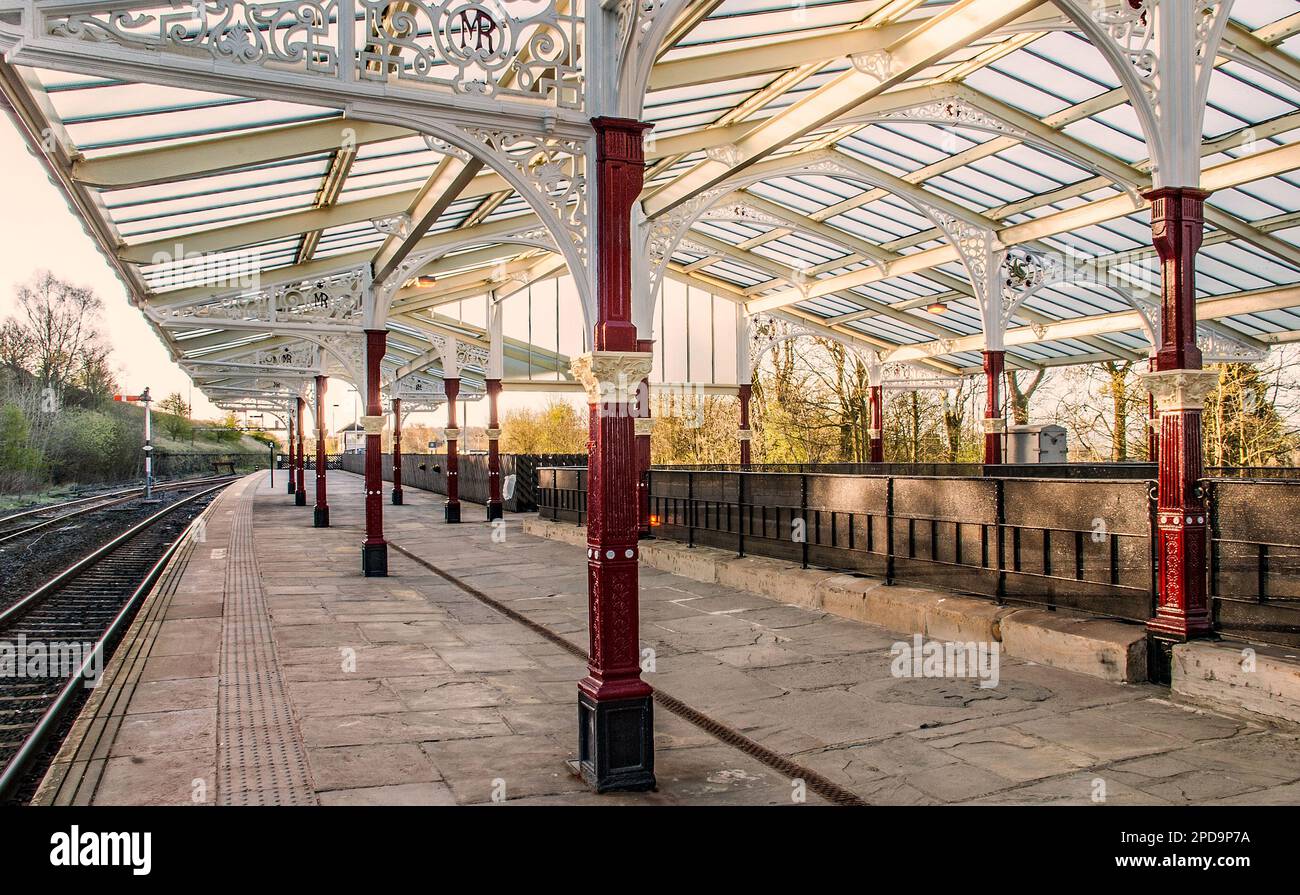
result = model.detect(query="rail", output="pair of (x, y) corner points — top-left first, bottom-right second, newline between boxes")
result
(0, 473), (243, 545)
(0, 482), (229, 801)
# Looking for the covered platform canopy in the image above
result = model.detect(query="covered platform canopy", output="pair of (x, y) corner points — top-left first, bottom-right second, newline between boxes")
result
(0, 0), (1297, 792)
(0, 1), (1295, 401)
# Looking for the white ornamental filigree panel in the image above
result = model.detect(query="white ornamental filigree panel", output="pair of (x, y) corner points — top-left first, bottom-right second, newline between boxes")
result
(256, 343), (320, 369)
(47, 1), (341, 73)
(316, 333), (365, 386)
(157, 269), (368, 327)
(372, 219), (555, 306)
(1197, 327), (1267, 364)
(384, 370), (486, 401)
(747, 312), (881, 376)
(455, 339), (490, 372)
(875, 96), (1029, 139)
(1126, 295), (1266, 363)
(462, 127), (589, 273)
(1059, 0), (1233, 188)
(357, 0), (583, 109)
(880, 362), (961, 393)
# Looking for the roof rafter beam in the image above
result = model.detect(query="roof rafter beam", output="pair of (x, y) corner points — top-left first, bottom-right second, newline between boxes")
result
(644, 0), (1049, 219)
(883, 284), (1300, 363)
(74, 119), (410, 190)
(372, 154), (486, 286)
(747, 140), (1300, 312)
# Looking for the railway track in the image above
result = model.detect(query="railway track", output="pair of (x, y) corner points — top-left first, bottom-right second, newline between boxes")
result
(0, 482), (230, 803)
(0, 474), (239, 546)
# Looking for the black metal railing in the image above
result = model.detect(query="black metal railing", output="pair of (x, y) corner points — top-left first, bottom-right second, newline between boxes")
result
(537, 465), (1300, 647)
(343, 452), (586, 512)
(1206, 478), (1300, 646)
(303, 454), (345, 470)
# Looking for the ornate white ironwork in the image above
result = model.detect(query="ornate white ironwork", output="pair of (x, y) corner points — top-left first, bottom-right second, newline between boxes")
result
(356, 0), (583, 108)
(156, 268), (369, 327)
(875, 96), (1028, 139)
(455, 338), (490, 371)
(697, 199), (789, 231)
(704, 144), (744, 166)
(385, 369), (485, 404)
(422, 134), (474, 162)
(371, 214), (412, 238)
(255, 342), (319, 368)
(1197, 327), (1267, 364)
(880, 362), (962, 393)
(849, 50), (896, 83)
(614, 0), (681, 116)
(315, 332), (365, 386)
(929, 211), (1011, 348)
(48, 1), (341, 73)
(35, 0), (592, 122)
(1060, 0), (1234, 188)
(462, 126), (589, 272)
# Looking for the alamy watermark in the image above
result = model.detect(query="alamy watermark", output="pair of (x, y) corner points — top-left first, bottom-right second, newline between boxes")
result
(0, 635), (103, 689)
(890, 634), (1000, 689)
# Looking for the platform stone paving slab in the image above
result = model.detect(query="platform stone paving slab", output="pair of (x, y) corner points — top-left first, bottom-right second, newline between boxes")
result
(74, 471), (1300, 806)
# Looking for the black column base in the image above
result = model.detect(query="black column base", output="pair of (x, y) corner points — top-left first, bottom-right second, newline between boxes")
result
(286, 481), (294, 494)
(362, 542), (388, 577)
(314, 506), (329, 528)
(1147, 634), (1177, 686)
(444, 501), (461, 523)
(392, 490), (403, 506)
(295, 491), (306, 506)
(575, 690), (656, 793)
(486, 501), (503, 521)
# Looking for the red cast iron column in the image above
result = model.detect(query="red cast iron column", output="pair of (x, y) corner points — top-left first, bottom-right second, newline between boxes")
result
(635, 347), (652, 537)
(314, 375), (329, 528)
(362, 329), (387, 576)
(391, 398), (404, 505)
(982, 350), (1006, 464)
(295, 395), (307, 506)
(1147, 358), (1159, 465)
(1142, 188), (1217, 645)
(868, 384), (884, 463)
(443, 378), (461, 523)
(486, 379), (503, 520)
(286, 408), (296, 495)
(571, 116), (655, 793)
(737, 383), (753, 467)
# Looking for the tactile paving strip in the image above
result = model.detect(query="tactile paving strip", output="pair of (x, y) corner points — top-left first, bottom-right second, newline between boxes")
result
(217, 479), (316, 806)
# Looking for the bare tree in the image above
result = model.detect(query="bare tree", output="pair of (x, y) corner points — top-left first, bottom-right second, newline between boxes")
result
(6, 271), (108, 394)
(1006, 368), (1045, 425)
(0, 320), (33, 372)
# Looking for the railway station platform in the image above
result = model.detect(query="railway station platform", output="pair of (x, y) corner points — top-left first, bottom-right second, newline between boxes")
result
(38, 472), (1300, 807)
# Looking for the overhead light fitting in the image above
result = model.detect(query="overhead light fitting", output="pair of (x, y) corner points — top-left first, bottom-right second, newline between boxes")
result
(926, 300), (948, 314)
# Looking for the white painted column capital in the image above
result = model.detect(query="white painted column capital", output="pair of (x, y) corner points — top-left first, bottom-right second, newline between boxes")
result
(570, 351), (654, 404)
(1139, 368), (1221, 411)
